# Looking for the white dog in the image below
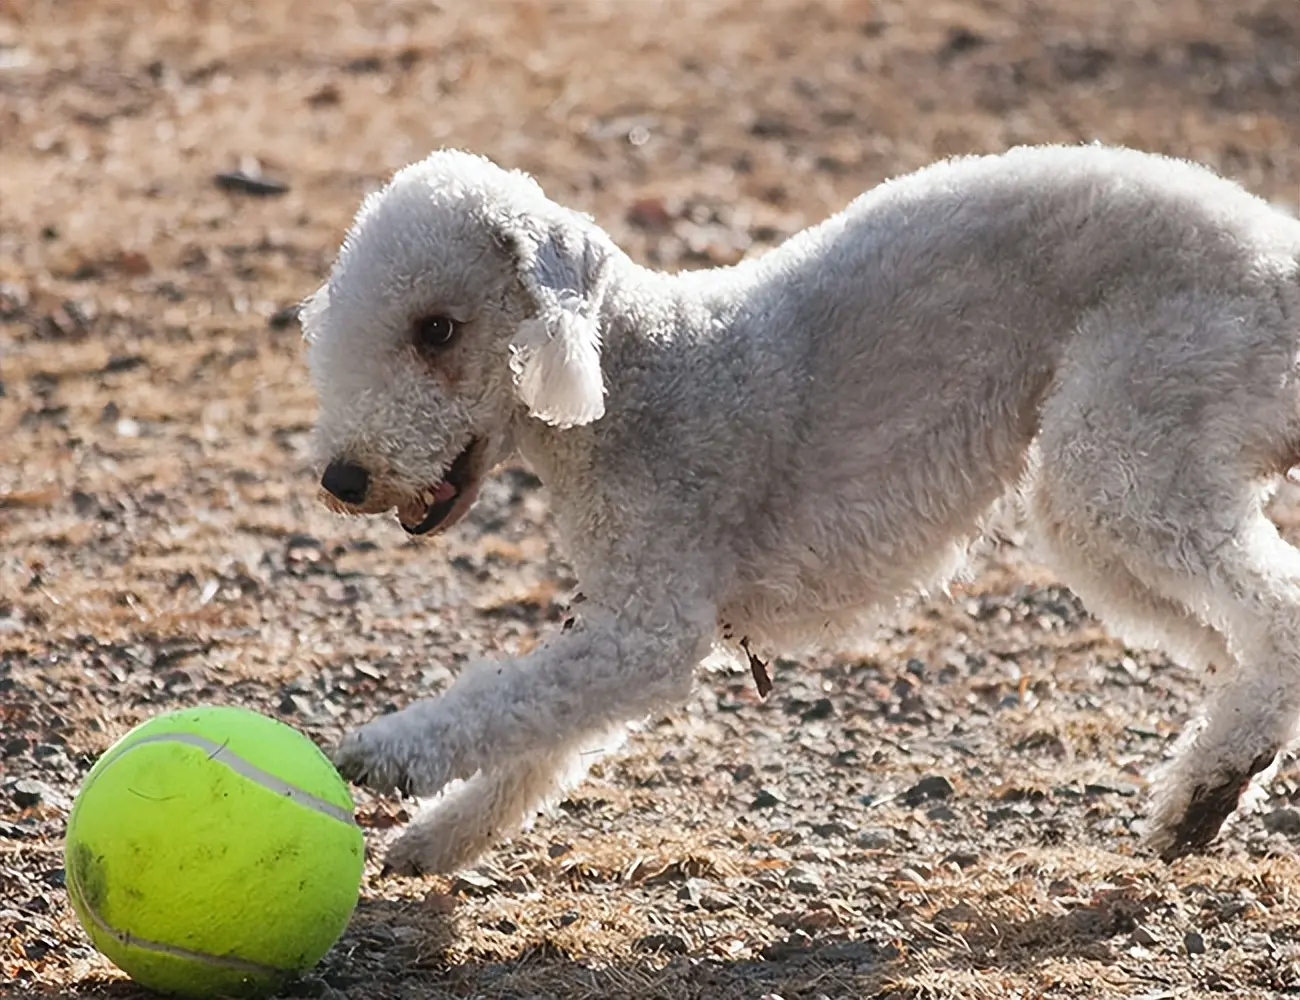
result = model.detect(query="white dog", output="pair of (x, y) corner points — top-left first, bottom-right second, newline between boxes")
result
(302, 143), (1300, 874)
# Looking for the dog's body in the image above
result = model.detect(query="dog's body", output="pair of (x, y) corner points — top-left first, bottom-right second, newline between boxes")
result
(304, 143), (1300, 873)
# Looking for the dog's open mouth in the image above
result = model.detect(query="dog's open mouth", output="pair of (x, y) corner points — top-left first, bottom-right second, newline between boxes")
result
(397, 440), (483, 536)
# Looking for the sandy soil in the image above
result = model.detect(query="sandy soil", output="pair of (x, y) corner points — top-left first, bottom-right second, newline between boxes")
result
(5, 1), (1300, 997)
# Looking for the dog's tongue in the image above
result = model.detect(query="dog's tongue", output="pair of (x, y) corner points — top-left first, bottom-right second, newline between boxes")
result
(431, 481), (457, 503)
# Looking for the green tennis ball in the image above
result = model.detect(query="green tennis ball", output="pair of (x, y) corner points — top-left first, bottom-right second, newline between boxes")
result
(64, 705), (365, 999)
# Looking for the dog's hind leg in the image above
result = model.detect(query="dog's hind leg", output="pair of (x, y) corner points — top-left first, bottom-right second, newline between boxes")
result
(1032, 299), (1300, 859)
(1035, 453), (1300, 860)
(1027, 509), (1233, 676)
(1133, 507), (1300, 859)
(1028, 485), (1263, 856)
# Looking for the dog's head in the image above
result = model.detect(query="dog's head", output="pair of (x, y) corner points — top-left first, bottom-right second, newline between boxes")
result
(302, 149), (613, 535)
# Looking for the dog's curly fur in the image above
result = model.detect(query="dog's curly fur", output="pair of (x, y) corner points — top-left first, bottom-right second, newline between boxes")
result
(303, 143), (1300, 874)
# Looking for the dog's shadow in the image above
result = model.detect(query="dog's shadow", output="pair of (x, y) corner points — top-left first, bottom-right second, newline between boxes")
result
(279, 888), (1159, 999)
(26, 876), (1171, 999)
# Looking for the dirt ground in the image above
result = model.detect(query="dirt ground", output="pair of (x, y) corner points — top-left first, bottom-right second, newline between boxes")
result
(5, 0), (1300, 997)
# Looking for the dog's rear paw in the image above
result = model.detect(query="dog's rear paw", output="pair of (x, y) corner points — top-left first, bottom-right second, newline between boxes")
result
(1153, 777), (1245, 862)
(1146, 751), (1276, 862)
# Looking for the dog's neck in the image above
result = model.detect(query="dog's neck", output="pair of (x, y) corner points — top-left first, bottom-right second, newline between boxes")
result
(506, 251), (678, 514)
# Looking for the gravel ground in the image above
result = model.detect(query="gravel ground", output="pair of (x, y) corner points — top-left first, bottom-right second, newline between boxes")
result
(5, 1), (1300, 998)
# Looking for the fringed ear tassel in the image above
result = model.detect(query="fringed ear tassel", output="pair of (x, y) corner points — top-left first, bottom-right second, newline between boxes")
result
(509, 306), (606, 429)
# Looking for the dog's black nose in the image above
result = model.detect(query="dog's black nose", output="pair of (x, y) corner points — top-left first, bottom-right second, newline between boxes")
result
(321, 460), (371, 504)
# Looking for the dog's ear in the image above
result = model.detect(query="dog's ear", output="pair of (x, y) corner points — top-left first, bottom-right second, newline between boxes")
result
(500, 212), (610, 429)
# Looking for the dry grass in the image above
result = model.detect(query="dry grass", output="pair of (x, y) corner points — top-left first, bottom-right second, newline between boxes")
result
(5, 1), (1300, 997)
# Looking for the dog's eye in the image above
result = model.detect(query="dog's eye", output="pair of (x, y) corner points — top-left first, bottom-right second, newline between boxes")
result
(412, 314), (458, 351)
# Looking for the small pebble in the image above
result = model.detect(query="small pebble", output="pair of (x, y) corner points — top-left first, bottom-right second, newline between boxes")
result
(787, 865), (824, 895)
(10, 779), (45, 808)
(1241, 932), (1273, 951)
(1262, 806), (1300, 836)
(903, 774), (954, 806)
(214, 169), (290, 196)
(2, 737), (30, 758)
(700, 890), (735, 912)
(677, 877), (709, 904)
(855, 827), (894, 850)
(1131, 925), (1159, 947)
(1083, 781), (1140, 798)
(634, 932), (688, 954)
(1185, 931), (1207, 955)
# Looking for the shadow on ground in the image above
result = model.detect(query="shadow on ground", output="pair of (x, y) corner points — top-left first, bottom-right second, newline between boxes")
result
(17, 889), (1195, 1000)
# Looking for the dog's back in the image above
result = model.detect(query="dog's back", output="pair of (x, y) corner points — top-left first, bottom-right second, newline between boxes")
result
(713, 145), (1300, 651)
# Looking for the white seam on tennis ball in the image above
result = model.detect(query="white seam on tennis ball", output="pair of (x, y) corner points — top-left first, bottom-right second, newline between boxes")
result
(111, 732), (358, 827)
(69, 855), (291, 976)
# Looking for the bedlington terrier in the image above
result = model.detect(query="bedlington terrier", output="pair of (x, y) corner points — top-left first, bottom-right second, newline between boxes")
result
(302, 142), (1300, 874)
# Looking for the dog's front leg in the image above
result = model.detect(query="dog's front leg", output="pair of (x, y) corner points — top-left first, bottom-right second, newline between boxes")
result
(333, 594), (715, 804)
(377, 728), (628, 876)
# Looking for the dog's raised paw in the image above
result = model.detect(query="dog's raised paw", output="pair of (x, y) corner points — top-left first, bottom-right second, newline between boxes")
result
(331, 729), (378, 786)
(332, 726), (415, 797)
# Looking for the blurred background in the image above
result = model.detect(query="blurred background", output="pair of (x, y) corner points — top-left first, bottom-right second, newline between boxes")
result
(4, 2), (1300, 998)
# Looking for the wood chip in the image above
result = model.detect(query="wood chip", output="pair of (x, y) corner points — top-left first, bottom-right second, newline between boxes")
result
(740, 636), (772, 698)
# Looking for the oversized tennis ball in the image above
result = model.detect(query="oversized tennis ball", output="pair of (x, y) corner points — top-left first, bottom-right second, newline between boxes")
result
(64, 705), (365, 999)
